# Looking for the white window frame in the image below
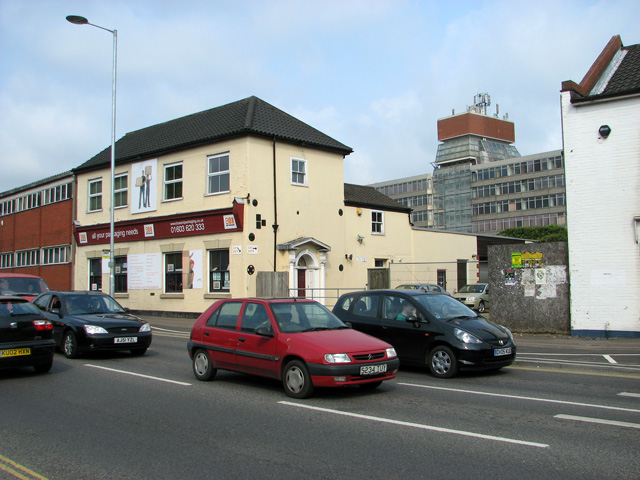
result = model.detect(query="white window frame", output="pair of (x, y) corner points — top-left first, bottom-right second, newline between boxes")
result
(41, 245), (70, 265)
(114, 173), (128, 208)
(163, 162), (183, 201)
(371, 210), (385, 235)
(16, 249), (39, 267)
(0, 252), (14, 269)
(207, 153), (230, 195)
(88, 178), (103, 212)
(291, 157), (307, 186)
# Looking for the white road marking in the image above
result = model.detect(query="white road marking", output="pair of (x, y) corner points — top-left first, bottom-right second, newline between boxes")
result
(603, 355), (617, 364)
(619, 392), (640, 398)
(85, 364), (191, 386)
(279, 401), (548, 448)
(555, 414), (640, 429)
(399, 383), (640, 414)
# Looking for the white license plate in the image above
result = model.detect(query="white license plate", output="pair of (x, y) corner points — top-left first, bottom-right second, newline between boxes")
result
(494, 347), (512, 356)
(360, 364), (387, 376)
(114, 337), (137, 344)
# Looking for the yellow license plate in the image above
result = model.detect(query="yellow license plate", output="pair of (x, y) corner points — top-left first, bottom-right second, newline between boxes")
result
(1, 348), (31, 358)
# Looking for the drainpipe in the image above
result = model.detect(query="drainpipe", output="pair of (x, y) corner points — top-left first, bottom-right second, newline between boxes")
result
(272, 137), (279, 271)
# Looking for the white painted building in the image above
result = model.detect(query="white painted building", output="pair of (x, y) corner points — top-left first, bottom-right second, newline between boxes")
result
(561, 35), (640, 337)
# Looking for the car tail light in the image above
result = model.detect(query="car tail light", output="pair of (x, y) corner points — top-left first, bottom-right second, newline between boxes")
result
(33, 319), (53, 331)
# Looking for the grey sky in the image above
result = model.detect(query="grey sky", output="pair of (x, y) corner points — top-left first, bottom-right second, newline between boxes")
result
(1, 0), (638, 193)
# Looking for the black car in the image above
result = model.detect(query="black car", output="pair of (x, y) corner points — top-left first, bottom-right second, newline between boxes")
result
(333, 290), (515, 378)
(32, 291), (152, 358)
(1, 296), (55, 373)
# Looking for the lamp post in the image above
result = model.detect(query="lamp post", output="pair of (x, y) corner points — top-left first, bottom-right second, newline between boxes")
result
(66, 15), (117, 296)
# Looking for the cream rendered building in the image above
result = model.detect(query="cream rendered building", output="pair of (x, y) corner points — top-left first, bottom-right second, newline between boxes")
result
(73, 97), (478, 314)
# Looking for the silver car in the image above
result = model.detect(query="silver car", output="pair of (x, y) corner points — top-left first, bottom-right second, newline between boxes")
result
(396, 283), (450, 295)
(452, 283), (489, 313)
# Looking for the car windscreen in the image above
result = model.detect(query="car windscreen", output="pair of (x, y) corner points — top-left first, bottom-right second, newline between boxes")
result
(458, 284), (485, 293)
(271, 302), (346, 333)
(66, 294), (126, 315)
(414, 294), (477, 320)
(0, 299), (40, 316)
(0, 277), (49, 296)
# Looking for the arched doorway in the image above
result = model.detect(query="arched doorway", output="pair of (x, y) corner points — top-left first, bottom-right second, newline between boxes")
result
(295, 251), (318, 299)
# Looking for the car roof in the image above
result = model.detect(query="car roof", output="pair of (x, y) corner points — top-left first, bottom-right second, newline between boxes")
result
(341, 289), (444, 297)
(0, 273), (44, 279)
(41, 291), (109, 296)
(219, 297), (319, 304)
(0, 295), (30, 302)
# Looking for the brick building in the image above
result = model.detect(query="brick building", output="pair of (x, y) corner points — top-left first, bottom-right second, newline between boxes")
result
(0, 172), (75, 290)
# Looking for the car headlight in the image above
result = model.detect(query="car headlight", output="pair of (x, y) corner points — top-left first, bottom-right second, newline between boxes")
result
(503, 327), (515, 344)
(386, 347), (397, 359)
(454, 327), (482, 344)
(467, 296), (477, 301)
(84, 325), (108, 335)
(324, 353), (351, 363)
(139, 323), (151, 332)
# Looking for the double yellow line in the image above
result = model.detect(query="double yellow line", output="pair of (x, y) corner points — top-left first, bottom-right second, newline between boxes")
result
(0, 454), (48, 480)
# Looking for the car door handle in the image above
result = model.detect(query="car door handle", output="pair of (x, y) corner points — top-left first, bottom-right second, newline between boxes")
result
(238, 337), (245, 343)
(204, 331), (209, 336)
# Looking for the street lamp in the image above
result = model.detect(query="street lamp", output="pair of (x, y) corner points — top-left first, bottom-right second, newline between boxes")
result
(66, 15), (117, 297)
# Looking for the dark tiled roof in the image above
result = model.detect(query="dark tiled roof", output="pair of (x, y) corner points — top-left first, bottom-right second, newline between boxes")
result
(0, 170), (74, 198)
(602, 43), (640, 96)
(344, 183), (411, 213)
(74, 96), (353, 173)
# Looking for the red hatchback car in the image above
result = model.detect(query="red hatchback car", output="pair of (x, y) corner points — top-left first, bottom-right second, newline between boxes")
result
(188, 298), (399, 398)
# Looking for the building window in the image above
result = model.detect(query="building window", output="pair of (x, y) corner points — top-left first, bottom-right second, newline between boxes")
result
(165, 252), (183, 293)
(16, 249), (38, 267)
(115, 256), (128, 293)
(88, 179), (103, 212)
(164, 162), (183, 201)
(43, 182), (72, 205)
(371, 210), (384, 235)
(0, 252), (14, 269)
(209, 249), (230, 293)
(207, 153), (230, 195)
(0, 199), (14, 216)
(114, 174), (128, 208)
(41, 245), (70, 265)
(437, 270), (447, 290)
(291, 158), (307, 186)
(89, 258), (102, 291)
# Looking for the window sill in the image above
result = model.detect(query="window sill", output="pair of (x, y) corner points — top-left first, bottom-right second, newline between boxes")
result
(114, 293), (129, 299)
(160, 293), (185, 299)
(204, 293), (231, 299)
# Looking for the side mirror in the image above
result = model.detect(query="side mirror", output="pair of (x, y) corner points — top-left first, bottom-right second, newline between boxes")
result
(344, 322), (352, 329)
(255, 326), (275, 338)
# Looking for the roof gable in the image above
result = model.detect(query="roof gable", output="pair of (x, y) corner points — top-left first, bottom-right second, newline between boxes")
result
(561, 35), (640, 103)
(74, 96), (352, 173)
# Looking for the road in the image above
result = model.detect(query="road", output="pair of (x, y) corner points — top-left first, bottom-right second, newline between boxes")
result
(1, 318), (639, 480)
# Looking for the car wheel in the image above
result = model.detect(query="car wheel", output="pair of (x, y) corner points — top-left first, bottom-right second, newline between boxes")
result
(359, 380), (382, 390)
(130, 348), (147, 356)
(63, 331), (79, 359)
(283, 359), (314, 399)
(192, 349), (216, 381)
(428, 345), (458, 379)
(477, 301), (485, 313)
(33, 358), (53, 374)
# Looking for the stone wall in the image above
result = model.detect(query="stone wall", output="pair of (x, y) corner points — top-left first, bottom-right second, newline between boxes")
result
(488, 242), (569, 334)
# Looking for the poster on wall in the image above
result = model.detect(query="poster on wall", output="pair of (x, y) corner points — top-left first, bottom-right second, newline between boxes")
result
(127, 253), (162, 289)
(186, 250), (203, 289)
(505, 269), (516, 285)
(131, 159), (158, 214)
